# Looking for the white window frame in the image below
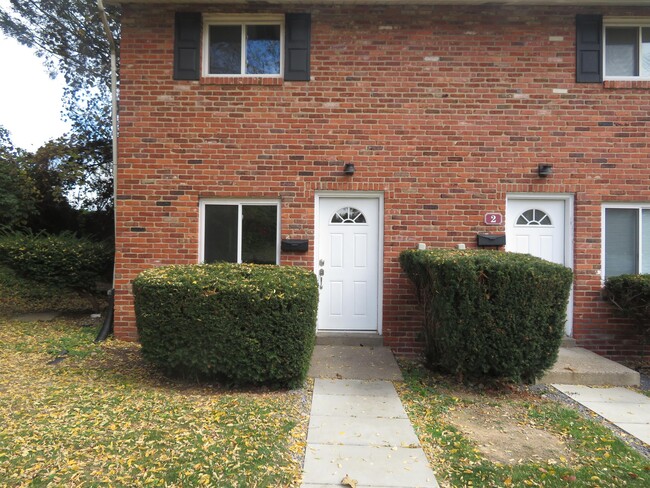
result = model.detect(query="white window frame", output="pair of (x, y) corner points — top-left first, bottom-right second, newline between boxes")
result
(603, 17), (650, 81)
(199, 199), (281, 264)
(601, 203), (650, 280)
(202, 14), (284, 78)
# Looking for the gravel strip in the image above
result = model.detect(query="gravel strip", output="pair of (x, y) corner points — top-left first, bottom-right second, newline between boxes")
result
(640, 371), (650, 391)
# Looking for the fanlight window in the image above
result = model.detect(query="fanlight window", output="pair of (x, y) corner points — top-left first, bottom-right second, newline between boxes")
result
(331, 207), (366, 224)
(516, 209), (552, 226)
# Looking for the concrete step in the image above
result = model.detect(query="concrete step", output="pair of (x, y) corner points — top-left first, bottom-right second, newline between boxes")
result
(315, 332), (383, 347)
(561, 335), (577, 348)
(308, 345), (403, 381)
(538, 347), (640, 387)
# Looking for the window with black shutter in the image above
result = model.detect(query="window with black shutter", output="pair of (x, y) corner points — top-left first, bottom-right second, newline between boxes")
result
(174, 12), (311, 81)
(174, 12), (202, 80)
(576, 14), (603, 83)
(576, 14), (650, 83)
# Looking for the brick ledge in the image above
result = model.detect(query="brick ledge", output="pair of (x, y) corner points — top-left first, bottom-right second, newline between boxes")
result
(603, 80), (650, 90)
(200, 76), (283, 86)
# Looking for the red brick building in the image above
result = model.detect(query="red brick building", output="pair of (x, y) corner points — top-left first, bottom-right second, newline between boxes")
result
(112, 1), (650, 361)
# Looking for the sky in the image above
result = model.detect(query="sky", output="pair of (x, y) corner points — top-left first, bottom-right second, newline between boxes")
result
(0, 9), (71, 151)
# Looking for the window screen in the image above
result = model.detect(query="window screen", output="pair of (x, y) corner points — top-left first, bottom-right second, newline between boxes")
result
(204, 204), (238, 263)
(604, 208), (638, 278)
(209, 25), (242, 74)
(242, 205), (277, 264)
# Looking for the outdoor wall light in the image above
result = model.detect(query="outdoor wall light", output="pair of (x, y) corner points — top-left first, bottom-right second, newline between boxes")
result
(538, 164), (553, 177)
(343, 163), (356, 175)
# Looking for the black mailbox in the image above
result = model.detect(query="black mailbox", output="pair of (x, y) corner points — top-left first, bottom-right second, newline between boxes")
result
(477, 233), (506, 247)
(281, 239), (309, 252)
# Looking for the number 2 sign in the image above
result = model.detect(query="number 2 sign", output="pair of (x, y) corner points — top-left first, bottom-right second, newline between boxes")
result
(484, 213), (503, 225)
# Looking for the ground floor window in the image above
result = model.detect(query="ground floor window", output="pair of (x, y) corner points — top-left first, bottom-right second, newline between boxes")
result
(200, 200), (280, 264)
(603, 205), (650, 278)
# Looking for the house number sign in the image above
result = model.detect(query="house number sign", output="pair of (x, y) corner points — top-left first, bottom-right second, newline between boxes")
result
(484, 213), (503, 225)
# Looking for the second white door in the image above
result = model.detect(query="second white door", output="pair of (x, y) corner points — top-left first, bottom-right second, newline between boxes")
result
(506, 196), (573, 335)
(506, 199), (566, 264)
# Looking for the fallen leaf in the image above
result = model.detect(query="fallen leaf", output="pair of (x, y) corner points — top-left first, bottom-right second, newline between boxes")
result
(341, 474), (357, 487)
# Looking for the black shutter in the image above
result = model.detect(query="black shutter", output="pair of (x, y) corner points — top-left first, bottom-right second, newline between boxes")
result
(284, 13), (311, 81)
(576, 14), (603, 83)
(174, 12), (201, 80)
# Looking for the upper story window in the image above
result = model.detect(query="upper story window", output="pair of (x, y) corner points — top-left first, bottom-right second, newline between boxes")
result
(604, 19), (650, 80)
(174, 12), (310, 82)
(203, 15), (284, 77)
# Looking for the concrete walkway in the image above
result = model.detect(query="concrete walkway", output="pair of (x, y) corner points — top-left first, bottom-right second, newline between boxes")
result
(553, 384), (650, 445)
(304, 345), (439, 488)
(303, 343), (649, 487)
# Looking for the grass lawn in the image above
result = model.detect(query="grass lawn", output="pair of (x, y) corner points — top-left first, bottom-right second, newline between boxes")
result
(0, 318), (310, 487)
(397, 363), (650, 487)
(2, 262), (649, 487)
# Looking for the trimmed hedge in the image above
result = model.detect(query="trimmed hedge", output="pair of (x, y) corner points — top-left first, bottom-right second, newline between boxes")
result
(604, 274), (650, 338)
(133, 263), (319, 388)
(400, 249), (573, 382)
(0, 230), (113, 293)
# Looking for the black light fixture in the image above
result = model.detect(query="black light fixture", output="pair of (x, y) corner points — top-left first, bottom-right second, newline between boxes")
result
(343, 163), (356, 176)
(538, 164), (553, 177)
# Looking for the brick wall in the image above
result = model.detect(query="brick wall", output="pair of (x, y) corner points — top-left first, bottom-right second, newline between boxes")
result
(116, 3), (650, 361)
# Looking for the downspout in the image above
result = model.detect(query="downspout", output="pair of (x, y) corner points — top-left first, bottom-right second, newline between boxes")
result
(96, 0), (117, 342)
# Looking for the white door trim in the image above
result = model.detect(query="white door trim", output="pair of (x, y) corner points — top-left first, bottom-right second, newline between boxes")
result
(506, 193), (574, 336)
(314, 192), (384, 334)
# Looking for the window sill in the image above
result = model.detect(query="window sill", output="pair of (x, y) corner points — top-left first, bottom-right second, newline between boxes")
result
(200, 76), (283, 86)
(603, 80), (650, 90)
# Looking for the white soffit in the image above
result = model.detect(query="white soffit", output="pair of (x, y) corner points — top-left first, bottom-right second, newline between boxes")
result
(106, 1), (650, 7)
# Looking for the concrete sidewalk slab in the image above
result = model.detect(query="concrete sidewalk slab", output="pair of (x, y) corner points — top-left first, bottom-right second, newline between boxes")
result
(302, 444), (438, 487)
(539, 347), (640, 386)
(307, 415), (420, 447)
(310, 392), (408, 419)
(314, 378), (398, 396)
(616, 423), (650, 444)
(553, 385), (650, 445)
(11, 312), (60, 322)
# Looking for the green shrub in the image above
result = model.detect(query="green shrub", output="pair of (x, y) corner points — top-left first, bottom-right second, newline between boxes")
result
(0, 264), (95, 315)
(133, 263), (319, 388)
(400, 249), (573, 382)
(0, 230), (113, 295)
(604, 274), (650, 339)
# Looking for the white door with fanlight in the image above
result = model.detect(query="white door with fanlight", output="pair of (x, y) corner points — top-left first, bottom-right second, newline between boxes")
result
(316, 196), (382, 332)
(506, 195), (574, 335)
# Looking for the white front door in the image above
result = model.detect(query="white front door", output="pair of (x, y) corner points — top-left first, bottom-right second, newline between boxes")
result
(506, 196), (573, 335)
(316, 197), (380, 331)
